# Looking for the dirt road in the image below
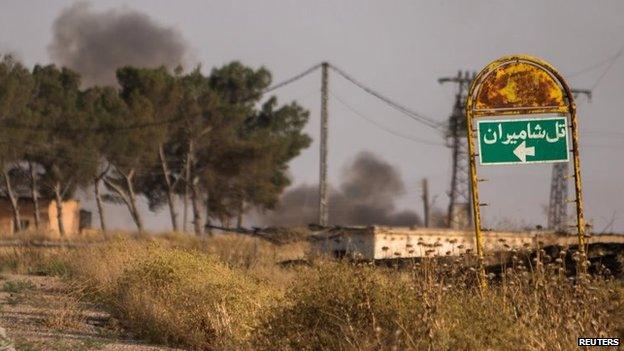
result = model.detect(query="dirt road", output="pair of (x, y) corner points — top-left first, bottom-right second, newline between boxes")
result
(0, 274), (179, 351)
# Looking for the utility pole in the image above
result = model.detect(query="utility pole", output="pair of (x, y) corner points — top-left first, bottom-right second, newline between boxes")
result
(422, 178), (430, 227)
(439, 71), (475, 229)
(547, 89), (591, 232)
(318, 62), (329, 226)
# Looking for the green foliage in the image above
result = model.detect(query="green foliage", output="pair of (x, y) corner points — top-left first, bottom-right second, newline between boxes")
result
(2, 279), (35, 293)
(203, 62), (311, 222)
(29, 64), (97, 199)
(238, 97), (311, 211)
(0, 56), (312, 232)
(0, 55), (36, 203)
(0, 55), (35, 163)
(110, 67), (168, 173)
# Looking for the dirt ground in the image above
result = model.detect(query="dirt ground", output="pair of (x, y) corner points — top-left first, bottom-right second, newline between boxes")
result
(0, 274), (179, 351)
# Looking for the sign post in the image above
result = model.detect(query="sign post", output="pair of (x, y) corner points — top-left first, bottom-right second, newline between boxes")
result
(465, 55), (586, 291)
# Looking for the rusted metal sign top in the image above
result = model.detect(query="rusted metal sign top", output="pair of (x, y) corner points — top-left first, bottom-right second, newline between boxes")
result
(470, 56), (572, 116)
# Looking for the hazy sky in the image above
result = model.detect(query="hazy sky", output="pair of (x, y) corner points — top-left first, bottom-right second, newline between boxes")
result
(1, 0), (623, 232)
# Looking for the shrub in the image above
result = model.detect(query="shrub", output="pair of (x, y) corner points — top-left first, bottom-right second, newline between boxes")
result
(3, 233), (623, 350)
(255, 261), (624, 351)
(254, 261), (433, 350)
(110, 246), (279, 350)
(0, 247), (72, 276)
(2, 279), (35, 293)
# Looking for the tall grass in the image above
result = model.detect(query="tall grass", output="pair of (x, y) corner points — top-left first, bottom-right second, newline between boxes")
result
(253, 259), (623, 350)
(110, 246), (278, 349)
(0, 232), (622, 350)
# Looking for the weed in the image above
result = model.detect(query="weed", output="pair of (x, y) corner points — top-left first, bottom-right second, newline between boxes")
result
(40, 292), (87, 331)
(2, 279), (35, 293)
(2, 232), (623, 350)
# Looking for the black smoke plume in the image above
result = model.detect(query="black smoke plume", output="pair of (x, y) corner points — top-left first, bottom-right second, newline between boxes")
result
(48, 2), (188, 86)
(263, 151), (421, 227)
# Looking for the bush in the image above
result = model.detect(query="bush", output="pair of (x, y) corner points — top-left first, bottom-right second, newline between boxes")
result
(255, 261), (624, 351)
(254, 262), (433, 350)
(109, 246), (279, 350)
(3, 233), (623, 350)
(0, 247), (72, 276)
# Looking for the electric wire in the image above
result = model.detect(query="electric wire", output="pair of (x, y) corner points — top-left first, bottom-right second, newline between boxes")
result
(568, 54), (621, 78)
(590, 44), (624, 91)
(262, 63), (322, 96)
(329, 90), (445, 147)
(328, 64), (445, 132)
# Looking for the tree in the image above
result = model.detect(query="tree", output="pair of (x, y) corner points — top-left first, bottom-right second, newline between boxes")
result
(205, 62), (311, 228)
(0, 57), (312, 236)
(142, 64), (259, 235)
(0, 55), (34, 232)
(198, 62), (271, 230)
(233, 97), (311, 226)
(30, 65), (98, 236)
(98, 67), (173, 232)
(115, 66), (182, 231)
(179, 67), (237, 234)
(80, 86), (130, 231)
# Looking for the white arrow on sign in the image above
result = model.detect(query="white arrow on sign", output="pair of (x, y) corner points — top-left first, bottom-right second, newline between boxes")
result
(513, 141), (535, 162)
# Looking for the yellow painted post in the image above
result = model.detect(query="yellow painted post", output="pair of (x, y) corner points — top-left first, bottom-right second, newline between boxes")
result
(465, 105), (488, 291)
(542, 66), (587, 274)
(568, 102), (587, 273)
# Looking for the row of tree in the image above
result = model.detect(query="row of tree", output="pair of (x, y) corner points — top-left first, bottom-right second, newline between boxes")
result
(0, 55), (311, 235)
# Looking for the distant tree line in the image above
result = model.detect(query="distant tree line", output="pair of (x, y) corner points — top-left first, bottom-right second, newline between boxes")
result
(0, 55), (311, 235)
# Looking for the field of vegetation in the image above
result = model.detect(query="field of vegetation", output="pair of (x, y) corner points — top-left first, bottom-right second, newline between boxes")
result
(0, 231), (623, 350)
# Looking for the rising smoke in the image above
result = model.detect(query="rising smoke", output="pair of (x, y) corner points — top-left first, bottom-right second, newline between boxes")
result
(48, 2), (188, 86)
(263, 151), (421, 227)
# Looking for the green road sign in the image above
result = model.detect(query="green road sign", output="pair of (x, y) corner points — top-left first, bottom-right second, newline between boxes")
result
(477, 116), (569, 165)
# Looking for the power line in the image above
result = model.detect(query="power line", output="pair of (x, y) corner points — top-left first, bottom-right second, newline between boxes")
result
(330, 90), (445, 147)
(582, 143), (624, 149)
(583, 130), (624, 138)
(262, 63), (322, 95)
(568, 55), (620, 78)
(590, 44), (624, 91)
(328, 64), (444, 132)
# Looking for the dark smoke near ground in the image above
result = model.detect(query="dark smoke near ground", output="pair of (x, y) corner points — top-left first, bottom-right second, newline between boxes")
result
(48, 2), (188, 86)
(262, 151), (421, 227)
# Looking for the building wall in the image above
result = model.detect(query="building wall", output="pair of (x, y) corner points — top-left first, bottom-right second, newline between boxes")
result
(312, 226), (545, 260)
(373, 227), (476, 260)
(312, 227), (375, 259)
(0, 201), (15, 234)
(47, 200), (81, 237)
(0, 199), (81, 237)
(312, 227), (624, 264)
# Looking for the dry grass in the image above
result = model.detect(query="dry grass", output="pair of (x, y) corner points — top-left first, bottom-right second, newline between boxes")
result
(0, 228), (111, 243)
(0, 246), (72, 275)
(109, 245), (279, 349)
(0, 232), (622, 350)
(40, 289), (87, 332)
(252, 259), (624, 350)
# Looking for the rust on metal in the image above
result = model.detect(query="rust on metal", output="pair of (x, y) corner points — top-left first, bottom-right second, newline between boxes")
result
(471, 57), (569, 116)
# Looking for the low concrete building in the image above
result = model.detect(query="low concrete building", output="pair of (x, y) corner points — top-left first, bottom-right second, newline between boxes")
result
(0, 198), (89, 237)
(310, 226), (551, 260)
